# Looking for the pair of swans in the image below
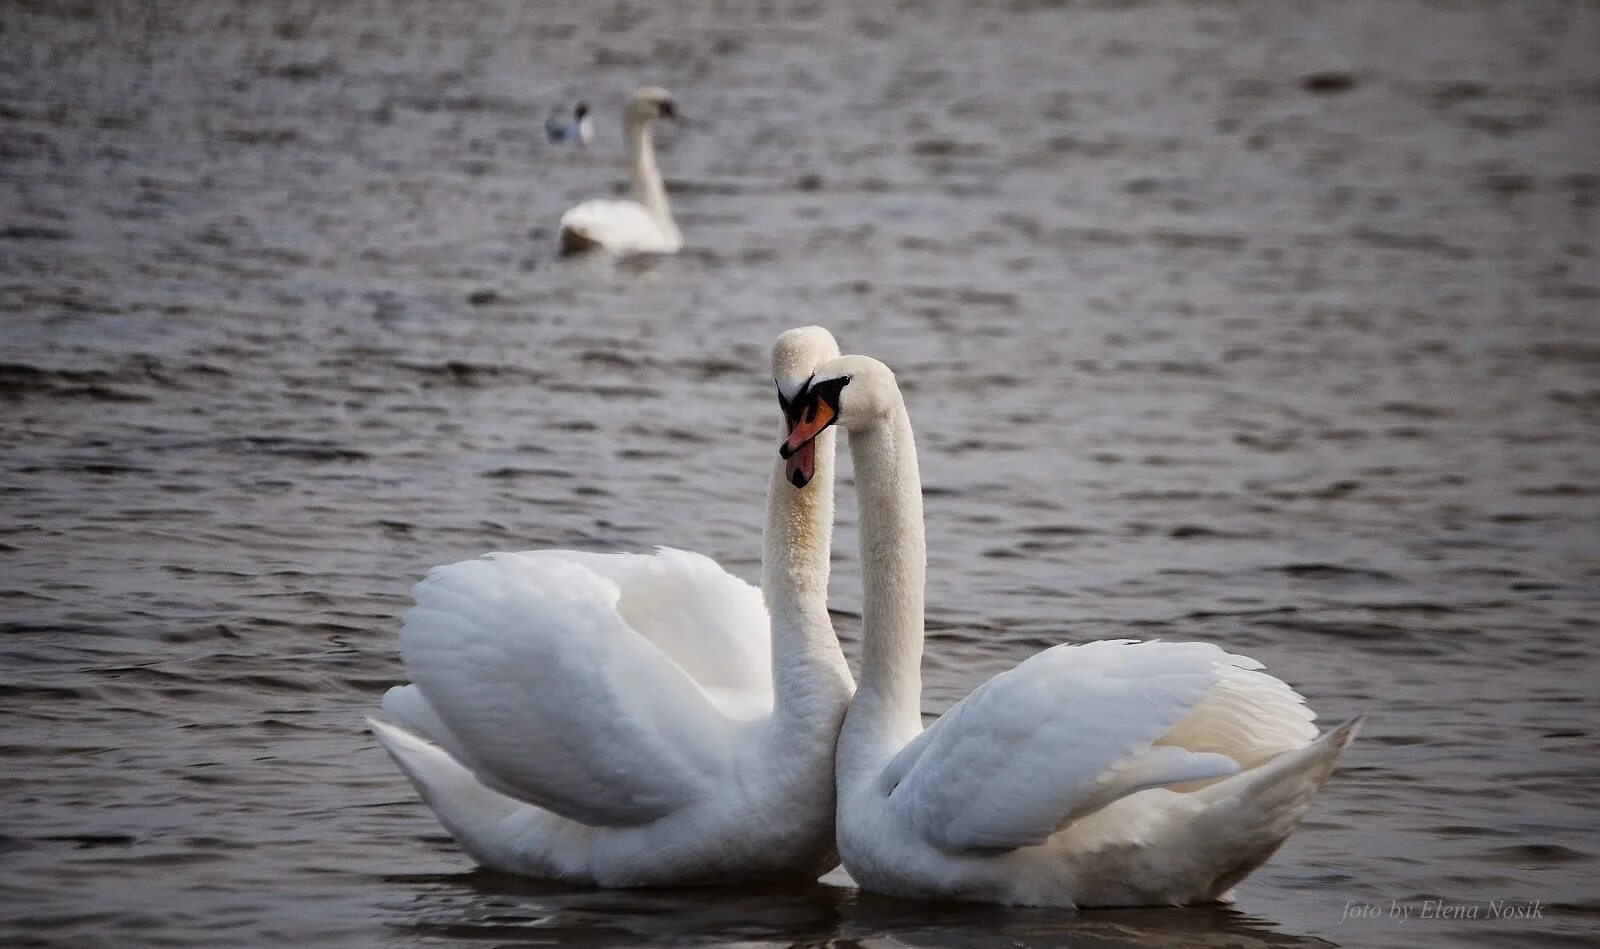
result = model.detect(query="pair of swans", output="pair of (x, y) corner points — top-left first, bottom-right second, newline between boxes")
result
(370, 327), (1360, 905)
(557, 87), (682, 255)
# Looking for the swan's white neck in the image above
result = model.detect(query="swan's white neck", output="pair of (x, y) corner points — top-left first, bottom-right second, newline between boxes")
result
(763, 426), (852, 735)
(838, 399), (926, 781)
(625, 116), (674, 231)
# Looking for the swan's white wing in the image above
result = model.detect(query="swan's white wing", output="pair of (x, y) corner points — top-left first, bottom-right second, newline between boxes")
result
(558, 200), (678, 253)
(884, 640), (1260, 854)
(525, 548), (772, 718)
(1157, 663), (1318, 768)
(398, 550), (750, 827)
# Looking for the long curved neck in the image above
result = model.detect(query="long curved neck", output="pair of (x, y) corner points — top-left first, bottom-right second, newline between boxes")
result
(763, 426), (852, 735)
(625, 115), (672, 224)
(839, 399), (926, 781)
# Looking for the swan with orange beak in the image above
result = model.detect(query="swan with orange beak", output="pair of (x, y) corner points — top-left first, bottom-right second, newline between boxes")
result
(774, 349), (1359, 909)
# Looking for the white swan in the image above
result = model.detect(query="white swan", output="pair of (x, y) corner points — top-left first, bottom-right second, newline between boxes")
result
(369, 327), (854, 885)
(778, 353), (1362, 908)
(557, 87), (682, 255)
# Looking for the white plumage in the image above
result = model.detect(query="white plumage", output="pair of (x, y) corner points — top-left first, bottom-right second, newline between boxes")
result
(778, 352), (1360, 907)
(883, 640), (1314, 855)
(559, 199), (681, 256)
(369, 328), (854, 886)
(387, 550), (761, 825)
(557, 87), (682, 255)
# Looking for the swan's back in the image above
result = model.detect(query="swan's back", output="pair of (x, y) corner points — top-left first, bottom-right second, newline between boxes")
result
(388, 549), (768, 827)
(1156, 662), (1318, 769)
(558, 200), (681, 254)
(874, 640), (1322, 855)
(516, 547), (773, 715)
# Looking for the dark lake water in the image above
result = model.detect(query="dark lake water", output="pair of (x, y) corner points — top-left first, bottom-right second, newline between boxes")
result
(3, 1), (1598, 945)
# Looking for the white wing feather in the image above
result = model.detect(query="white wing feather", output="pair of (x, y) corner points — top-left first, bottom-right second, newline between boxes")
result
(525, 548), (772, 718)
(885, 640), (1277, 854)
(396, 549), (761, 827)
(1157, 663), (1317, 768)
(381, 681), (467, 757)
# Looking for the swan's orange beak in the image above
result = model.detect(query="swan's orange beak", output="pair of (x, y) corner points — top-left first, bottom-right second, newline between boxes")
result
(780, 397), (836, 462)
(778, 376), (848, 489)
(783, 420), (817, 488)
(777, 378), (821, 488)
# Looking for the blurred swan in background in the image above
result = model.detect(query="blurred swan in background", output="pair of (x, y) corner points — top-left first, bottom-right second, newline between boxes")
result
(369, 327), (854, 886)
(544, 102), (593, 146)
(557, 87), (682, 254)
(778, 350), (1362, 908)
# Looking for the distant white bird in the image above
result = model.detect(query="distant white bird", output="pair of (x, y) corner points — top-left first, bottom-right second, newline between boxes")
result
(544, 102), (593, 146)
(779, 351), (1363, 909)
(557, 87), (682, 255)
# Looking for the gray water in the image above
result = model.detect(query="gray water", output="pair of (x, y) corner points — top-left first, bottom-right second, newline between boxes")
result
(3, 1), (1598, 946)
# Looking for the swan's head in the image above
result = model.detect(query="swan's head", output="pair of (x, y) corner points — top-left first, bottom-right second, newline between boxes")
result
(573, 102), (590, 120)
(773, 327), (841, 488)
(628, 87), (678, 123)
(779, 354), (899, 484)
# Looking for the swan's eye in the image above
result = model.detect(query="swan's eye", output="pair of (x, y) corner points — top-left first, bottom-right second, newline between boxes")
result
(659, 100), (676, 118)
(810, 376), (850, 410)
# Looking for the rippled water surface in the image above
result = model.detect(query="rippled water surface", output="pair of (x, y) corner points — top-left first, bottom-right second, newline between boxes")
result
(3, 1), (1598, 946)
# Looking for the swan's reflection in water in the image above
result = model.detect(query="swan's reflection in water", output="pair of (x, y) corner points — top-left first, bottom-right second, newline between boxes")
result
(386, 870), (841, 945)
(386, 869), (1338, 947)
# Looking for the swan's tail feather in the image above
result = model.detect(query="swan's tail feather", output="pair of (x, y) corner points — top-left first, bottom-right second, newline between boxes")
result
(558, 223), (602, 255)
(367, 716), (593, 880)
(381, 684), (453, 748)
(1190, 713), (1363, 900)
(366, 716), (523, 835)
